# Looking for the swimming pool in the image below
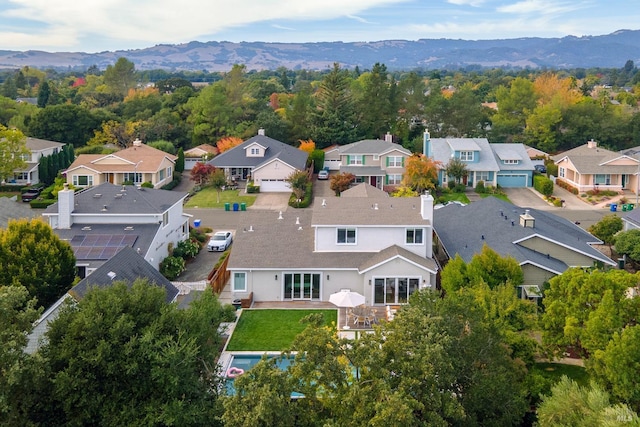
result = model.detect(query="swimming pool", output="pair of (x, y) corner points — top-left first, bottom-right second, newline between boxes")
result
(224, 353), (303, 397)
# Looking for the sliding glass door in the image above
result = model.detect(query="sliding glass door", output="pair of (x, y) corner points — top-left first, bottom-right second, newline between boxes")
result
(283, 273), (321, 300)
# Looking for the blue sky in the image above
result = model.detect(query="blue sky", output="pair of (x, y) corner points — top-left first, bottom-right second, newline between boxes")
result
(0, 0), (638, 53)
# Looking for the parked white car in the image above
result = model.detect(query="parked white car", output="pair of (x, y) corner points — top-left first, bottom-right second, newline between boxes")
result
(207, 231), (233, 252)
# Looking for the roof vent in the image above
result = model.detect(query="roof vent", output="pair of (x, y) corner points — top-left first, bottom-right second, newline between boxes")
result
(519, 210), (535, 228)
(124, 226), (134, 231)
(102, 205), (107, 211)
(115, 193), (122, 198)
(93, 193), (102, 198)
(481, 235), (485, 240)
(322, 199), (326, 207)
(295, 217), (300, 225)
(374, 203), (379, 210)
(298, 226), (303, 231)
(107, 271), (116, 280)
(278, 211), (283, 220)
(81, 226), (91, 231)
(121, 185), (127, 192)
(248, 225), (254, 232)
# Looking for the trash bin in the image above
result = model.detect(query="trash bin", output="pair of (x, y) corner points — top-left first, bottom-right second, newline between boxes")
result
(224, 202), (230, 211)
(629, 204), (635, 211)
(610, 203), (617, 212)
(622, 204), (628, 211)
(232, 298), (242, 310)
(240, 202), (246, 211)
(193, 219), (201, 227)
(233, 202), (239, 211)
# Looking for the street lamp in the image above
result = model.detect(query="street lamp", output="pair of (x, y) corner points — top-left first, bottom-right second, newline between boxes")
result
(134, 160), (143, 185)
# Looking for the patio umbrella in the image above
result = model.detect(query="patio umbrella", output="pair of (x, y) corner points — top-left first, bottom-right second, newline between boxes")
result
(329, 290), (366, 328)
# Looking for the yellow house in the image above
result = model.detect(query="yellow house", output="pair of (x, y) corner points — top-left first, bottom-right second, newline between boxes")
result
(65, 140), (177, 189)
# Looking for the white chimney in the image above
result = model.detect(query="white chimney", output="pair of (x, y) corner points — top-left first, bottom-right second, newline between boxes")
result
(258, 128), (265, 136)
(519, 210), (536, 228)
(423, 129), (431, 157)
(384, 132), (393, 143)
(132, 138), (142, 147)
(58, 183), (74, 229)
(587, 139), (597, 149)
(420, 193), (434, 222)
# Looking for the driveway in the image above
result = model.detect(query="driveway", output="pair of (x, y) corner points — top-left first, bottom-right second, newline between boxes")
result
(248, 192), (290, 211)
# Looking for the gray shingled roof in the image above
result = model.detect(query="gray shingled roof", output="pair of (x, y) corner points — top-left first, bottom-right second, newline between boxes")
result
(0, 197), (36, 229)
(430, 138), (500, 172)
(207, 134), (308, 170)
(490, 143), (536, 171)
(623, 208), (640, 229)
(43, 183), (187, 215)
(433, 197), (614, 271)
(25, 137), (65, 151)
(71, 246), (178, 303)
(339, 139), (411, 155)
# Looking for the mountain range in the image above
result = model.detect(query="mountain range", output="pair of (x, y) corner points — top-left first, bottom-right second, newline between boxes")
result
(1, 30), (640, 72)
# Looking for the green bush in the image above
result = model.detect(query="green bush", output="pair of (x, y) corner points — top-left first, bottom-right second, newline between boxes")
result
(159, 255), (185, 280)
(447, 181), (456, 190)
(475, 180), (486, 194)
(246, 182), (260, 193)
(534, 174), (554, 197)
(29, 199), (57, 209)
(190, 227), (210, 244)
(172, 238), (200, 259)
(453, 183), (466, 193)
(141, 181), (154, 189)
(308, 149), (325, 173)
(289, 182), (313, 208)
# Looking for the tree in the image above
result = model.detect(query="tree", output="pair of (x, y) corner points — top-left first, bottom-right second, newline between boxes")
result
(103, 57), (136, 98)
(297, 139), (315, 154)
(355, 63), (394, 138)
(36, 80), (50, 108)
(36, 281), (227, 426)
(588, 214), (623, 252)
(147, 139), (176, 154)
(401, 153), (441, 193)
(0, 219), (76, 309)
(209, 168), (227, 203)
(614, 229), (640, 267)
(537, 376), (639, 427)
(286, 170), (310, 200)
(216, 136), (243, 153)
(190, 162), (216, 186)
(0, 125), (29, 182)
(445, 156), (468, 185)
(176, 147), (185, 172)
(329, 172), (355, 196)
(28, 104), (101, 147)
(490, 77), (537, 143)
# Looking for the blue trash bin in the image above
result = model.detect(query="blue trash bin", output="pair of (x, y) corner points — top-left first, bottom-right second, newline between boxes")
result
(193, 219), (201, 227)
(610, 203), (617, 212)
(233, 202), (239, 211)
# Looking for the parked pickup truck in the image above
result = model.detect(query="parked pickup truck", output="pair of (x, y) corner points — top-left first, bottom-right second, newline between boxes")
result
(21, 188), (42, 202)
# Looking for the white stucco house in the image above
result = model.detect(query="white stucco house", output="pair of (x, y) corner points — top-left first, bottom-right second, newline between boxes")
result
(42, 183), (189, 277)
(227, 184), (438, 306)
(11, 137), (66, 186)
(207, 129), (308, 192)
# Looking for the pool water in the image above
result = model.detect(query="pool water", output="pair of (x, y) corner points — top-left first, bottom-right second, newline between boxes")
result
(225, 354), (303, 397)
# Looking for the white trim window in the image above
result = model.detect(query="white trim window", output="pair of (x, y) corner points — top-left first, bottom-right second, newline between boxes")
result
(476, 171), (490, 182)
(250, 147), (260, 155)
(559, 167), (565, 178)
(594, 174), (611, 185)
(337, 228), (356, 244)
(159, 169), (166, 181)
(459, 151), (474, 161)
(349, 156), (364, 165)
(387, 174), (402, 185)
(503, 159), (519, 165)
(373, 277), (421, 304)
(233, 272), (247, 292)
(72, 175), (93, 186)
(162, 211), (169, 227)
(406, 228), (424, 244)
(388, 156), (403, 167)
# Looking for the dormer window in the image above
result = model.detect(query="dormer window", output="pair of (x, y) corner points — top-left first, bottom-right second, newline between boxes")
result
(251, 147), (260, 155)
(459, 151), (474, 161)
(503, 159), (519, 165)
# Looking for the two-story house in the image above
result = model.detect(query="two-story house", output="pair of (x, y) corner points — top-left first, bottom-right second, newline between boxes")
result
(42, 183), (189, 276)
(323, 134), (411, 190)
(424, 131), (534, 188)
(207, 129), (308, 192)
(227, 184), (437, 306)
(12, 137), (66, 185)
(64, 139), (176, 189)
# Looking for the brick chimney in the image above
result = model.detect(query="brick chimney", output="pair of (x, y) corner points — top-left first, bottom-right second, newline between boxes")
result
(58, 183), (74, 229)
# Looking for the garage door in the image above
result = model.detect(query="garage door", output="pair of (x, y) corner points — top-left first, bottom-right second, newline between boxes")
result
(497, 174), (528, 188)
(324, 160), (341, 171)
(259, 179), (291, 192)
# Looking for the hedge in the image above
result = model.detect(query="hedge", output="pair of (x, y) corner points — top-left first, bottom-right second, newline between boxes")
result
(289, 182), (313, 208)
(533, 174), (554, 197)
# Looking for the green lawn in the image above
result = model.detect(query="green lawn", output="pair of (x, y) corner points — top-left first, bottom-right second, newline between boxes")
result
(479, 193), (511, 202)
(437, 192), (470, 204)
(185, 187), (256, 208)
(533, 362), (589, 386)
(0, 192), (20, 198)
(226, 309), (337, 351)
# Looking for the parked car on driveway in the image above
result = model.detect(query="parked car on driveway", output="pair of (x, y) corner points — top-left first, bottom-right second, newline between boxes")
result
(207, 231), (233, 251)
(317, 170), (329, 180)
(534, 164), (547, 174)
(21, 188), (42, 202)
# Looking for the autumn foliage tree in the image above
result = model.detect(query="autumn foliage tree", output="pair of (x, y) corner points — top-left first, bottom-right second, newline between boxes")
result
(329, 172), (355, 196)
(297, 139), (316, 154)
(216, 136), (243, 153)
(401, 153), (441, 193)
(190, 162), (216, 185)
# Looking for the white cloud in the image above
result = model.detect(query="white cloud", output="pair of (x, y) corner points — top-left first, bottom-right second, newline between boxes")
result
(497, 0), (587, 15)
(446, 0), (484, 6)
(347, 14), (377, 24)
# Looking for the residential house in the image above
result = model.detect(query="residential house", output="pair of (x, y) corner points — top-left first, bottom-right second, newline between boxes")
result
(207, 129), (308, 192)
(42, 183), (189, 276)
(184, 143), (218, 170)
(523, 145), (548, 159)
(323, 134), (412, 190)
(552, 140), (639, 193)
(622, 208), (640, 231)
(425, 131), (535, 188)
(25, 246), (179, 354)
(227, 184), (437, 306)
(64, 139), (176, 189)
(433, 197), (615, 293)
(11, 137), (65, 185)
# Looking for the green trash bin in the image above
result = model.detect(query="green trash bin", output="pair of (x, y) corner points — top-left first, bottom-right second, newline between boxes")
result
(622, 204), (628, 211)
(240, 202), (246, 211)
(629, 204), (634, 211)
(224, 202), (230, 211)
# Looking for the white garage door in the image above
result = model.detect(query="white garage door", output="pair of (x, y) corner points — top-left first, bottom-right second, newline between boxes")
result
(324, 160), (341, 171)
(260, 179), (291, 192)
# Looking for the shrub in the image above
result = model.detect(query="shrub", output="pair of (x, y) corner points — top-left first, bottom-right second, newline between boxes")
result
(161, 172), (181, 190)
(534, 174), (554, 197)
(246, 182), (260, 193)
(289, 182), (313, 208)
(141, 181), (154, 189)
(556, 179), (579, 195)
(29, 199), (57, 209)
(447, 181), (456, 190)
(159, 255), (185, 280)
(475, 180), (486, 194)
(172, 238), (200, 260)
(190, 227), (210, 244)
(453, 183), (466, 193)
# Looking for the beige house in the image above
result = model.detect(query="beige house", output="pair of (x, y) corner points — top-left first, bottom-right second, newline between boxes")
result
(64, 139), (177, 189)
(552, 140), (640, 194)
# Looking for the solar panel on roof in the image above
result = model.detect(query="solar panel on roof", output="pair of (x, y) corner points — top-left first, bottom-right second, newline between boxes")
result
(95, 235), (111, 245)
(70, 235), (85, 245)
(122, 235), (137, 246)
(70, 234), (139, 260)
(74, 247), (91, 259)
(83, 235), (100, 246)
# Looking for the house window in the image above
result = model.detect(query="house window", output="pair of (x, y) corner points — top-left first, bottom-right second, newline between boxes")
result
(373, 277), (421, 304)
(337, 228), (356, 244)
(476, 171), (490, 182)
(283, 273), (321, 300)
(349, 156), (364, 165)
(387, 174), (402, 185)
(406, 228), (423, 244)
(387, 156), (403, 167)
(233, 272), (247, 292)
(373, 154), (379, 161)
(250, 147), (260, 155)
(19, 153), (30, 161)
(159, 169), (166, 181)
(459, 151), (474, 161)
(13, 172), (29, 180)
(559, 167), (565, 178)
(503, 159), (519, 165)
(162, 211), (169, 227)
(167, 166), (172, 178)
(72, 175), (93, 186)
(124, 172), (142, 184)
(594, 174), (611, 185)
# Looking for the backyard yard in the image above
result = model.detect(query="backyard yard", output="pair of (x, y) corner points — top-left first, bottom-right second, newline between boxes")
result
(185, 187), (256, 209)
(225, 309), (337, 351)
